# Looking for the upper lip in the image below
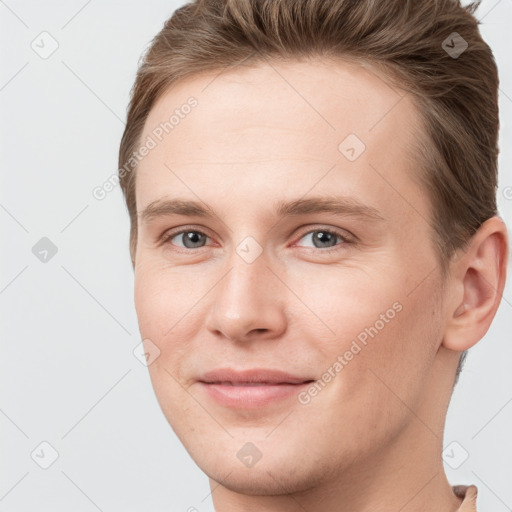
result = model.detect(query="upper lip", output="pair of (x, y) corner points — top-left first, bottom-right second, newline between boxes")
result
(198, 368), (314, 385)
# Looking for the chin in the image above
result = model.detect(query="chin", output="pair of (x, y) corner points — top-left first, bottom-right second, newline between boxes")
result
(201, 456), (322, 497)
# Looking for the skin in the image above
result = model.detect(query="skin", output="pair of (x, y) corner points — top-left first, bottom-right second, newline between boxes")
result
(132, 57), (508, 512)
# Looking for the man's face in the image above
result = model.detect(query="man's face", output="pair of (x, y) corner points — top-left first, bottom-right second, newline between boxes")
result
(133, 58), (447, 493)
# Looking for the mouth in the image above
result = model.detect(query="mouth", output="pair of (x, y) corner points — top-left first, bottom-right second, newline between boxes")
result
(203, 381), (314, 386)
(198, 368), (314, 385)
(196, 368), (315, 408)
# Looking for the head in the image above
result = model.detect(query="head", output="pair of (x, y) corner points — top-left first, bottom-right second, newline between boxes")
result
(118, 0), (508, 499)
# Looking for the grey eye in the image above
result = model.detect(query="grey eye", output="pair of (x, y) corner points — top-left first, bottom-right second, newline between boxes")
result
(172, 231), (209, 249)
(297, 230), (342, 249)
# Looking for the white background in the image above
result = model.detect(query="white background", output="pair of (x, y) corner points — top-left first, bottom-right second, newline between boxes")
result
(1, 0), (511, 510)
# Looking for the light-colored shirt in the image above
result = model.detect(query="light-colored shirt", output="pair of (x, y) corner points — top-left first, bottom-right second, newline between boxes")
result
(454, 485), (478, 511)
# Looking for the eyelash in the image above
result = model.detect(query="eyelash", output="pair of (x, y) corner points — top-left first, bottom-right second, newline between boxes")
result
(160, 226), (355, 253)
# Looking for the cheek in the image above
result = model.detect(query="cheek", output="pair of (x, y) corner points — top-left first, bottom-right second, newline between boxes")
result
(133, 268), (195, 424)
(133, 266), (190, 387)
(339, 278), (441, 413)
(283, 264), (405, 351)
(134, 261), (203, 336)
(291, 263), (439, 394)
(292, 276), (441, 455)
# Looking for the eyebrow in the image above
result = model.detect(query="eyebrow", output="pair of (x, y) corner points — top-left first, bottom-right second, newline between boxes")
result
(139, 196), (386, 224)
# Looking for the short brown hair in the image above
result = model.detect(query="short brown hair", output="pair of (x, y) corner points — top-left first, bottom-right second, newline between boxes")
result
(118, 0), (499, 382)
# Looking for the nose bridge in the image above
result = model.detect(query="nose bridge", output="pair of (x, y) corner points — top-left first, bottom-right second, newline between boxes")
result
(219, 247), (271, 318)
(206, 243), (285, 340)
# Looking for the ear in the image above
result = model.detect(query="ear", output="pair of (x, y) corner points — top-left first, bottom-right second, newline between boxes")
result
(442, 216), (509, 352)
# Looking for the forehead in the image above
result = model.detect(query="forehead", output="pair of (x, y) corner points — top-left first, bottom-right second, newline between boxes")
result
(135, 57), (428, 223)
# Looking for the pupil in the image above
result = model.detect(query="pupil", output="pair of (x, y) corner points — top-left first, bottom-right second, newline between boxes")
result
(184, 232), (204, 248)
(315, 231), (333, 247)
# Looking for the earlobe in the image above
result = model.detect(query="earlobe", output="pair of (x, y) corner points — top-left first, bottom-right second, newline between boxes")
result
(442, 216), (509, 352)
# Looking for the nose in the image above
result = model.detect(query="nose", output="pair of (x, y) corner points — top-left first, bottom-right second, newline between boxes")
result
(204, 250), (287, 343)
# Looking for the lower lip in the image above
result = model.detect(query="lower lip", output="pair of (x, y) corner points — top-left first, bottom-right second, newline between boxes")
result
(198, 381), (313, 408)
